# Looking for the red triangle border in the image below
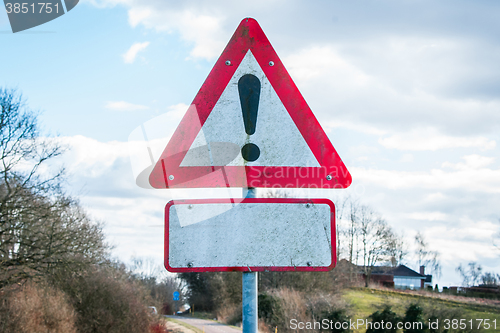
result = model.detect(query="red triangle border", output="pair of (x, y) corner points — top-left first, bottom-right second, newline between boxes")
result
(149, 18), (351, 189)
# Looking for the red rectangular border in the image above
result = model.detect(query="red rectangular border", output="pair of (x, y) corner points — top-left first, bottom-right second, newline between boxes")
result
(165, 198), (336, 273)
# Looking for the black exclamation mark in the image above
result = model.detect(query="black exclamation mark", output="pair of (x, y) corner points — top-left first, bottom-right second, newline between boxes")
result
(238, 74), (261, 162)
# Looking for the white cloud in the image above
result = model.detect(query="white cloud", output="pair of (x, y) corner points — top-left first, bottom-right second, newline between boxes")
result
(423, 192), (447, 202)
(128, 7), (151, 27)
(442, 154), (495, 170)
(284, 46), (371, 87)
(105, 101), (149, 111)
(126, 8), (225, 60)
(379, 127), (496, 151)
(324, 120), (387, 136)
(58, 135), (133, 178)
(127, 103), (189, 182)
(164, 102), (189, 121)
(351, 159), (500, 193)
(425, 221), (499, 260)
(400, 154), (414, 163)
(405, 212), (448, 221)
(122, 41), (150, 64)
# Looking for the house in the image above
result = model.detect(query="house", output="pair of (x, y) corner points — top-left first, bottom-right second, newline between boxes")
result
(360, 264), (432, 290)
(392, 265), (430, 290)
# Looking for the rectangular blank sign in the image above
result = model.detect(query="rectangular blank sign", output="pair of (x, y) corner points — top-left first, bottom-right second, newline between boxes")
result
(165, 198), (335, 272)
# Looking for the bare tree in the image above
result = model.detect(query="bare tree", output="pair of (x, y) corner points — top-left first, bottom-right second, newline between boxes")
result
(333, 195), (350, 262)
(414, 232), (441, 278)
(130, 256), (167, 281)
(129, 256), (185, 314)
(456, 262), (483, 287)
(481, 272), (500, 286)
(346, 199), (361, 281)
(358, 206), (399, 287)
(0, 88), (107, 287)
(262, 192), (405, 288)
(335, 198), (405, 284)
(387, 232), (407, 267)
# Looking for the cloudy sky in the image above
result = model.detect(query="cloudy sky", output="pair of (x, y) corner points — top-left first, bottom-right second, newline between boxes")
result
(1, 0), (499, 286)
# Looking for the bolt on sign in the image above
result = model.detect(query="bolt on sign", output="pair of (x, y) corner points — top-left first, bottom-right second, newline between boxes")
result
(149, 18), (351, 190)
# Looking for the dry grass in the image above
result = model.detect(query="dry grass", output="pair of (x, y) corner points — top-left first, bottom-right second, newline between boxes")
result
(0, 281), (76, 333)
(258, 319), (271, 333)
(271, 288), (310, 327)
(260, 288), (350, 333)
(217, 303), (242, 325)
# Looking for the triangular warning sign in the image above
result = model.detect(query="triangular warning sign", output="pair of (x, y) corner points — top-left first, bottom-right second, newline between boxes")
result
(149, 18), (351, 189)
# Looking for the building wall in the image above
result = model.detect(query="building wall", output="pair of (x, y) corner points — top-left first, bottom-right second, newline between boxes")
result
(394, 277), (424, 290)
(362, 273), (394, 287)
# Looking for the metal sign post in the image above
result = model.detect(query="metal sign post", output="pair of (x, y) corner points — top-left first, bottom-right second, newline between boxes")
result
(242, 188), (258, 333)
(242, 271), (258, 333)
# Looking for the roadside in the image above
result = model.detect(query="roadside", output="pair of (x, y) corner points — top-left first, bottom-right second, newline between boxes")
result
(166, 316), (242, 333)
(165, 317), (200, 333)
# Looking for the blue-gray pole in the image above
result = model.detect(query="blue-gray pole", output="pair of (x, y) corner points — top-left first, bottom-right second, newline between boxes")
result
(242, 187), (258, 333)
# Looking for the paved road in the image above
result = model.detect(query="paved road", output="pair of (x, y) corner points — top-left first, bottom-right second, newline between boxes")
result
(166, 316), (242, 333)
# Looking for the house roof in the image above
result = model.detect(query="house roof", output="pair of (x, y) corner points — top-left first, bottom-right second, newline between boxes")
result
(370, 266), (394, 275)
(392, 265), (426, 279)
(339, 260), (433, 282)
(358, 264), (430, 280)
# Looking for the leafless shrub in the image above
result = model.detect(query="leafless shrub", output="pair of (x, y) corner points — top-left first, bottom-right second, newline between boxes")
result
(258, 288), (351, 333)
(270, 288), (309, 332)
(54, 263), (153, 333)
(0, 281), (76, 333)
(218, 303), (242, 326)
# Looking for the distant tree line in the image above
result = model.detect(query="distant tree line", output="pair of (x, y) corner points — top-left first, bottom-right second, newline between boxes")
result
(334, 196), (406, 286)
(456, 261), (500, 287)
(334, 196), (442, 286)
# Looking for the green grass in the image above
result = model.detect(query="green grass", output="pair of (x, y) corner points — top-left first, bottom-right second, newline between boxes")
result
(343, 288), (500, 333)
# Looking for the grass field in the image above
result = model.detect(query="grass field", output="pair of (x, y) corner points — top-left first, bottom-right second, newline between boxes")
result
(343, 288), (500, 333)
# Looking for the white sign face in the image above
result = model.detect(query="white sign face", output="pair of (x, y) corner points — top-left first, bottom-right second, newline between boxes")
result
(180, 50), (320, 168)
(165, 199), (335, 272)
